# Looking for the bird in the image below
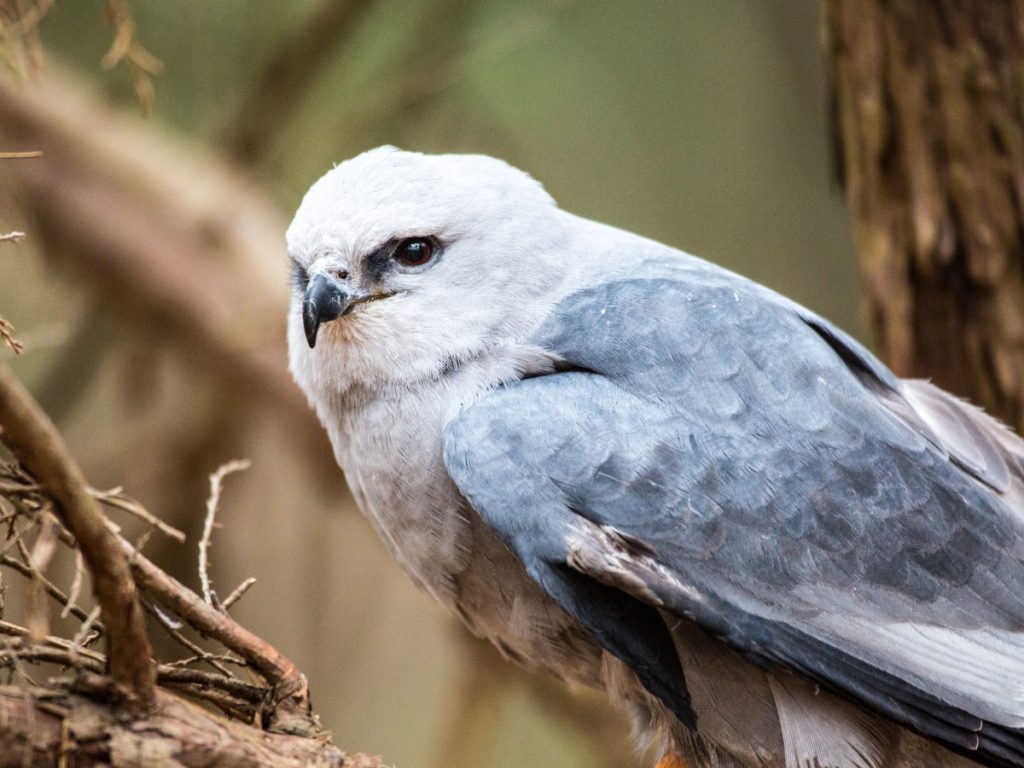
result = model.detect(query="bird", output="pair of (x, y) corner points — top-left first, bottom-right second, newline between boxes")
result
(286, 146), (1024, 768)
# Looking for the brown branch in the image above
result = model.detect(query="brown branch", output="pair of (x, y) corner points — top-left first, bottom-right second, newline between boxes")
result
(116, 532), (317, 735)
(89, 487), (186, 543)
(0, 619), (105, 667)
(0, 73), (339, 480)
(220, 0), (377, 163)
(0, 684), (383, 768)
(0, 364), (156, 707)
(140, 598), (233, 678)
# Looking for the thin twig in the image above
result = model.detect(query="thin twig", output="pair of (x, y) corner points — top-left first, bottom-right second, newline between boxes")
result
(102, 0), (162, 115)
(0, 364), (155, 706)
(0, 317), (22, 355)
(0, 480), (40, 492)
(221, 576), (256, 611)
(155, 666), (264, 703)
(89, 487), (185, 543)
(1, 555), (101, 628)
(25, 512), (58, 641)
(0, 646), (102, 674)
(0, 231), (25, 242)
(0, 622), (260, 718)
(0, 151), (41, 159)
(119, 533), (318, 735)
(199, 459), (249, 606)
(0, 516), (38, 555)
(156, 679), (257, 721)
(165, 652), (246, 670)
(60, 550), (84, 619)
(69, 605), (102, 665)
(0, 619), (105, 667)
(140, 597), (232, 678)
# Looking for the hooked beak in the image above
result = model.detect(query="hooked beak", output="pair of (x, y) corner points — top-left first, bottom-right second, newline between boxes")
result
(302, 273), (353, 348)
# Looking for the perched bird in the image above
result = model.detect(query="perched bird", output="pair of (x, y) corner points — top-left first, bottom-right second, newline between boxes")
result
(287, 147), (1024, 768)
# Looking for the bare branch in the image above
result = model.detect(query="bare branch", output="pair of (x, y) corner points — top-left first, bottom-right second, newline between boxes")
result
(136, 596), (231, 678)
(0, 75), (339, 478)
(199, 459), (250, 606)
(89, 486), (186, 543)
(0, 316), (23, 355)
(0, 364), (155, 706)
(221, 576), (257, 610)
(118, 532), (317, 734)
(69, 606), (101, 658)
(0, 619), (105, 667)
(2, 554), (100, 628)
(60, 549), (85, 619)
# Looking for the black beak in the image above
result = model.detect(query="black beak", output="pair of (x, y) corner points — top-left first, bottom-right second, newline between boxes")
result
(302, 273), (351, 348)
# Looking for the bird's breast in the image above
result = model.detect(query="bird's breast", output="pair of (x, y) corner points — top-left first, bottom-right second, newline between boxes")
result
(328, 375), (605, 689)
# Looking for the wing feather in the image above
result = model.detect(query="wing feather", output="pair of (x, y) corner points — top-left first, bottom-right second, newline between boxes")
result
(443, 271), (1024, 768)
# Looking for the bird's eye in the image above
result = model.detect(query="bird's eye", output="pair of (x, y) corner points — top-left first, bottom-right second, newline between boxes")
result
(393, 237), (435, 268)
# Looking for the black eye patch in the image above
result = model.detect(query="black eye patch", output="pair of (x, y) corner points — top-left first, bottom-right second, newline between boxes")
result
(291, 260), (310, 292)
(362, 241), (396, 283)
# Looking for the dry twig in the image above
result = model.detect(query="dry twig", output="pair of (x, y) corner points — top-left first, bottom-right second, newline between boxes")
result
(102, 0), (162, 114)
(0, 316), (23, 354)
(61, 549), (85, 619)
(120, 533), (318, 734)
(0, 363), (156, 706)
(1, 555), (99, 627)
(222, 576), (257, 610)
(89, 486), (185, 543)
(199, 459), (250, 606)
(0, 0), (55, 75)
(0, 76), (338, 476)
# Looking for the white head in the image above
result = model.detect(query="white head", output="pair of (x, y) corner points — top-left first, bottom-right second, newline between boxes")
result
(286, 147), (572, 408)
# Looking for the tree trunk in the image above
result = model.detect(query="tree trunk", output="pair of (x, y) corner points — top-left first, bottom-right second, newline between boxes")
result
(825, 0), (1024, 431)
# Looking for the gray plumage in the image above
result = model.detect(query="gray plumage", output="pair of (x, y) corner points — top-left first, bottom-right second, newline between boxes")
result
(287, 147), (1024, 768)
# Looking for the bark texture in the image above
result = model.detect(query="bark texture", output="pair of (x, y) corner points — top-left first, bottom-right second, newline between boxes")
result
(826, 0), (1024, 430)
(0, 685), (382, 768)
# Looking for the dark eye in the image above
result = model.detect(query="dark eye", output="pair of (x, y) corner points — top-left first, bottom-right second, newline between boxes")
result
(393, 237), (435, 268)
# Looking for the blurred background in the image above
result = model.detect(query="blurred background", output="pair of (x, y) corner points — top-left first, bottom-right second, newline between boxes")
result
(0, 1), (859, 766)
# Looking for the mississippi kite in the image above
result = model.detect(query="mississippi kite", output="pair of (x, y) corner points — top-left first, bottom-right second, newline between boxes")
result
(287, 147), (1024, 768)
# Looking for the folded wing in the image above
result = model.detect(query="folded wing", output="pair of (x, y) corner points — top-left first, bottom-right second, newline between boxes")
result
(442, 269), (1024, 768)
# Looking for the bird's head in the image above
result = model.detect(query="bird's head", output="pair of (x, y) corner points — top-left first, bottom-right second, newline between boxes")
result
(286, 147), (571, 403)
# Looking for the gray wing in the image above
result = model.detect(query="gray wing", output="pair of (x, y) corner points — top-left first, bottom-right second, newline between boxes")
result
(441, 269), (1024, 768)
